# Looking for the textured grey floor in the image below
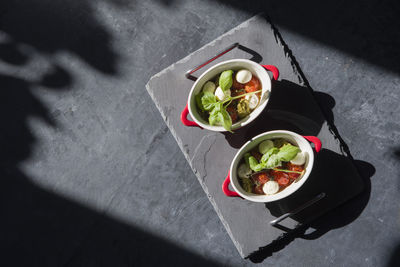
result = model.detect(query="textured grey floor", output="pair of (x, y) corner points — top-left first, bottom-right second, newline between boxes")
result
(1, 0), (399, 266)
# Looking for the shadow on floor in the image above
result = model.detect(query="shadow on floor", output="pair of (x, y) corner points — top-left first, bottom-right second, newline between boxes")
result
(387, 243), (400, 267)
(386, 150), (400, 267)
(0, 167), (221, 267)
(211, 0), (400, 75)
(0, 0), (119, 75)
(0, 1), (221, 266)
(248, 158), (374, 263)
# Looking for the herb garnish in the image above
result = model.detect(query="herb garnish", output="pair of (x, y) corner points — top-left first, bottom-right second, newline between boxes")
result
(219, 70), (233, 91)
(245, 144), (301, 172)
(196, 89), (262, 132)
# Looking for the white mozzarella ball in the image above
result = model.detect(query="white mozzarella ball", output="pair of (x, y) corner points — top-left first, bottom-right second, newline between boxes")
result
(263, 181), (279, 195)
(202, 81), (216, 93)
(245, 94), (259, 109)
(215, 86), (231, 101)
(236, 69), (252, 84)
(258, 140), (274, 154)
(290, 152), (306, 165)
(238, 164), (252, 179)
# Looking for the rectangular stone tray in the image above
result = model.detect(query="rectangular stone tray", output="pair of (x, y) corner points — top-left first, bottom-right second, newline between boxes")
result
(146, 15), (364, 258)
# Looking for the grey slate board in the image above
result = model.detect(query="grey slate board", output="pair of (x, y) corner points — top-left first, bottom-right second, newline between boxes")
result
(146, 15), (364, 258)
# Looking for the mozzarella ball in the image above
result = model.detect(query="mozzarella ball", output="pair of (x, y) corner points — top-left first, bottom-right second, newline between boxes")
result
(263, 181), (279, 195)
(202, 81), (216, 93)
(258, 140), (274, 155)
(238, 163), (252, 179)
(245, 94), (259, 109)
(290, 152), (306, 165)
(236, 69), (252, 84)
(215, 86), (231, 101)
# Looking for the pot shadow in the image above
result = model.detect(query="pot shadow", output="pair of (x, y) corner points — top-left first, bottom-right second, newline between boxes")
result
(386, 149), (400, 267)
(224, 79), (329, 148)
(387, 244), (400, 267)
(237, 44), (263, 64)
(220, 79), (374, 262)
(248, 154), (374, 262)
(186, 43), (262, 81)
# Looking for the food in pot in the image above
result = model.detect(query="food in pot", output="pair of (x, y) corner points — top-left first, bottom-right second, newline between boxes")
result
(195, 69), (262, 131)
(237, 138), (306, 195)
(202, 81), (216, 93)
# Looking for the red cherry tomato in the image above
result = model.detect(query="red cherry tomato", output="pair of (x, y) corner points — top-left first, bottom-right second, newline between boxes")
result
(272, 171), (290, 186)
(254, 184), (264, 195)
(252, 172), (269, 184)
(287, 163), (304, 180)
(288, 173), (300, 180)
(276, 175), (289, 186)
(244, 76), (261, 93)
(287, 163), (304, 172)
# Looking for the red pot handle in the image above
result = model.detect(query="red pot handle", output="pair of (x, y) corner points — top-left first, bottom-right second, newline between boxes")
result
(222, 172), (240, 197)
(261, 65), (280, 80)
(303, 136), (322, 153)
(181, 103), (202, 128)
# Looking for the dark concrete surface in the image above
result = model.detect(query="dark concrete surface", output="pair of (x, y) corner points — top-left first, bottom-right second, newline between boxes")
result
(0, 0), (399, 266)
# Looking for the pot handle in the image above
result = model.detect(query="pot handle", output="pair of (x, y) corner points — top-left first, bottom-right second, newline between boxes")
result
(222, 172), (240, 197)
(181, 103), (202, 128)
(261, 65), (280, 80)
(303, 136), (322, 153)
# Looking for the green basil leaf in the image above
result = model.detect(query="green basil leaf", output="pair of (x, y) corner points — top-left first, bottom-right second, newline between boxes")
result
(276, 144), (300, 161)
(248, 156), (263, 172)
(195, 92), (205, 111)
(201, 91), (217, 111)
(260, 147), (279, 163)
(219, 70), (233, 91)
(219, 108), (232, 132)
(208, 108), (219, 126)
(265, 154), (281, 169)
(213, 102), (223, 112)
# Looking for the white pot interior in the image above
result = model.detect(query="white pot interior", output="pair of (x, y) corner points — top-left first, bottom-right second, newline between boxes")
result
(188, 59), (271, 131)
(229, 130), (314, 203)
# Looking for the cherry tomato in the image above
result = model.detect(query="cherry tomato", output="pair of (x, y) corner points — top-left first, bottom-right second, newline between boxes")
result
(244, 76), (261, 93)
(252, 172), (269, 184)
(270, 170), (290, 187)
(276, 173), (290, 186)
(288, 172), (300, 180)
(254, 184), (264, 195)
(287, 162), (304, 172)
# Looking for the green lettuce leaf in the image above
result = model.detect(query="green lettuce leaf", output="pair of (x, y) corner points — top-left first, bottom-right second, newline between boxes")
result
(219, 70), (233, 91)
